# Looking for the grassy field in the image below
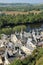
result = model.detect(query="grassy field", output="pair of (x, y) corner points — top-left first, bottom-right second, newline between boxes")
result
(1, 10), (42, 15)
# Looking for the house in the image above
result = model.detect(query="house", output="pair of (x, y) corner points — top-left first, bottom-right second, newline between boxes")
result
(40, 31), (43, 41)
(24, 31), (31, 38)
(38, 41), (43, 47)
(1, 34), (7, 40)
(32, 30), (37, 43)
(36, 35), (40, 42)
(0, 40), (4, 48)
(11, 34), (22, 48)
(0, 47), (5, 55)
(21, 46), (31, 55)
(6, 42), (14, 49)
(26, 38), (36, 48)
(11, 34), (18, 43)
(0, 56), (3, 65)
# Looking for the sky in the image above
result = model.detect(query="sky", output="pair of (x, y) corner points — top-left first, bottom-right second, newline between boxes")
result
(0, 0), (43, 4)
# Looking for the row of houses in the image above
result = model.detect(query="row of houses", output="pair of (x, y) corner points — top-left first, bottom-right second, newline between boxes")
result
(0, 28), (43, 65)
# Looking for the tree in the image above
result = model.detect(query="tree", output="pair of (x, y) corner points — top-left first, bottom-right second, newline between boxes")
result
(10, 59), (22, 65)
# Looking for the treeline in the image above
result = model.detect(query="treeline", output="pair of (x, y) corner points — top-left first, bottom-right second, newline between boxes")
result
(0, 12), (43, 28)
(0, 6), (41, 11)
(0, 25), (26, 35)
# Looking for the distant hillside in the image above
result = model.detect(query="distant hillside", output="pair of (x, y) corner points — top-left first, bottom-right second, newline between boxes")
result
(0, 3), (32, 7)
(0, 3), (43, 11)
(33, 4), (43, 10)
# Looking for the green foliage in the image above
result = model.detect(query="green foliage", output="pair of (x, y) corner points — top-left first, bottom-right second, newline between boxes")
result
(9, 59), (22, 65)
(13, 25), (26, 32)
(0, 12), (43, 34)
(0, 13), (43, 28)
(1, 28), (12, 34)
(36, 57), (43, 65)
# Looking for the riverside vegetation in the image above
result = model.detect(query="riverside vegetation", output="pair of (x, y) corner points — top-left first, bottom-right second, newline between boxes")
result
(0, 12), (43, 35)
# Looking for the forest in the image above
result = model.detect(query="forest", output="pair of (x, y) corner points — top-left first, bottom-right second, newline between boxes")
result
(0, 12), (43, 35)
(0, 12), (43, 28)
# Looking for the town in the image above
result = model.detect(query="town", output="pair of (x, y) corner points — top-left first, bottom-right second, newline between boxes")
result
(0, 26), (43, 65)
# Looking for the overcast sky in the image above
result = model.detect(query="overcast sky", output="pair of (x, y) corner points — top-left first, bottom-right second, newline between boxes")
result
(0, 0), (43, 3)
